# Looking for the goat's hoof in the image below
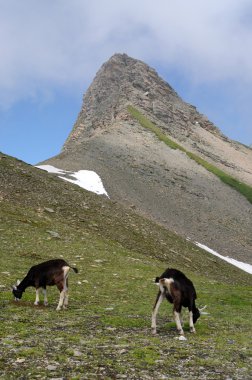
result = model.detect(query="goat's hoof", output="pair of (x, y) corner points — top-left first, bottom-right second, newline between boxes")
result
(34, 302), (39, 306)
(151, 328), (157, 335)
(44, 302), (48, 306)
(56, 307), (61, 311)
(178, 330), (185, 335)
(190, 328), (196, 333)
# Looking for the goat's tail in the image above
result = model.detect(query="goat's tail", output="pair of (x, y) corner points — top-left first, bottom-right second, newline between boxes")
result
(70, 266), (78, 274)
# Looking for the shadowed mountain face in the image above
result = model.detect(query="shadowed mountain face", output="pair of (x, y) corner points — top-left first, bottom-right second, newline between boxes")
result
(41, 53), (252, 264)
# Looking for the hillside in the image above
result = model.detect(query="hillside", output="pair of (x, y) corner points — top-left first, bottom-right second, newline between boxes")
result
(41, 53), (252, 265)
(1, 151), (250, 282)
(0, 152), (251, 379)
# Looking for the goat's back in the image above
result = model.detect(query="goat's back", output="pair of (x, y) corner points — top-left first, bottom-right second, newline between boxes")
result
(26, 259), (69, 285)
(157, 268), (197, 301)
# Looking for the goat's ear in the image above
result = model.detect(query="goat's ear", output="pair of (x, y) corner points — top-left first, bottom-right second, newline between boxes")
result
(155, 277), (160, 283)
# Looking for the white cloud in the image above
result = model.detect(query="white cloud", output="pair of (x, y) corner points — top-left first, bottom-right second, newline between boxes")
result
(1, 0), (252, 108)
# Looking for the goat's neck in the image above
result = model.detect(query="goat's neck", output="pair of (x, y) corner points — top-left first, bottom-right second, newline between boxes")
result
(193, 306), (199, 314)
(17, 276), (31, 291)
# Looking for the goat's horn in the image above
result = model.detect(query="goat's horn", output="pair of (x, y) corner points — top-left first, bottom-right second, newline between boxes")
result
(199, 305), (207, 313)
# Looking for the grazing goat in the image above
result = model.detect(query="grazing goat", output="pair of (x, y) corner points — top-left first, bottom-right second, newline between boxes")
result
(12, 259), (78, 310)
(151, 268), (201, 335)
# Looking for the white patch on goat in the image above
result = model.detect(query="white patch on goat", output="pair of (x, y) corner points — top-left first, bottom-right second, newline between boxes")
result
(161, 278), (174, 295)
(34, 288), (40, 305)
(63, 266), (70, 287)
(56, 266), (70, 311)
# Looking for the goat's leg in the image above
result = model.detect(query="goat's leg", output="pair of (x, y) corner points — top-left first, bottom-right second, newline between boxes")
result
(63, 279), (69, 309)
(151, 291), (164, 335)
(56, 282), (65, 311)
(56, 268), (70, 311)
(173, 298), (184, 335)
(179, 309), (184, 327)
(63, 289), (68, 309)
(189, 311), (196, 333)
(56, 290), (65, 311)
(43, 287), (48, 306)
(34, 288), (40, 305)
(173, 310), (184, 335)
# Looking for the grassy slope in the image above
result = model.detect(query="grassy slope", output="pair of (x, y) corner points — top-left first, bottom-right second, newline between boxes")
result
(128, 105), (252, 205)
(0, 153), (251, 379)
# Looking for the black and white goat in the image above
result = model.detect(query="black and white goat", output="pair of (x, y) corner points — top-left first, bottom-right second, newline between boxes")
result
(151, 268), (203, 335)
(12, 259), (78, 310)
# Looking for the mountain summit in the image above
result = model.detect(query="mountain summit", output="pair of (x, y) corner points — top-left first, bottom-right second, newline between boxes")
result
(42, 53), (252, 264)
(63, 53), (219, 151)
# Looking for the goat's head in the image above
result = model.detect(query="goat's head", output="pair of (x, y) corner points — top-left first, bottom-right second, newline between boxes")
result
(193, 308), (201, 324)
(12, 281), (23, 300)
(194, 306), (207, 323)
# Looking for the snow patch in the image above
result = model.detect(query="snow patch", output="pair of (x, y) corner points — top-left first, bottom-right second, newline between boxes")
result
(36, 165), (66, 175)
(36, 165), (109, 197)
(59, 170), (109, 197)
(195, 242), (252, 275)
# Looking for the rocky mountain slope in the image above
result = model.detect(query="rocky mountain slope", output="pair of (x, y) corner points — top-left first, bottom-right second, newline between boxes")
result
(41, 53), (252, 264)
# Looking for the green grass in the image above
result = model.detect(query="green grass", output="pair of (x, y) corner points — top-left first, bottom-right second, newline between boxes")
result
(1, 202), (251, 379)
(0, 152), (251, 379)
(128, 105), (252, 204)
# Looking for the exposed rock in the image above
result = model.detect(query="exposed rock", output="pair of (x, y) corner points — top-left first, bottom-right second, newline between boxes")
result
(63, 53), (221, 152)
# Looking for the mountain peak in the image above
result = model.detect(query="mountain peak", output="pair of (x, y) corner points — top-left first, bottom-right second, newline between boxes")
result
(63, 54), (222, 153)
(106, 52), (137, 63)
(62, 53), (188, 151)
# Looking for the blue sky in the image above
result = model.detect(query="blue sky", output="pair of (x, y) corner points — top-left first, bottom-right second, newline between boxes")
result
(1, 0), (252, 165)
